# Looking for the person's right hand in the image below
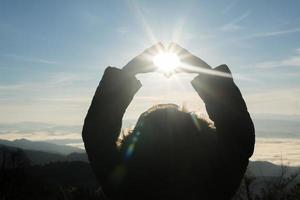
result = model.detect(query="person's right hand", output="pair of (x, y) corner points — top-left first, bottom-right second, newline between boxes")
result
(122, 43), (164, 76)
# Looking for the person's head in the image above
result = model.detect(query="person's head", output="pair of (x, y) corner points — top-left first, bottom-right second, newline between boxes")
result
(121, 103), (213, 141)
(117, 104), (215, 198)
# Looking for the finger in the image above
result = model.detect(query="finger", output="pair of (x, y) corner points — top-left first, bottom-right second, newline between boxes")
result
(214, 64), (231, 74)
(143, 42), (164, 56)
(167, 42), (189, 55)
(139, 62), (157, 73)
(135, 43), (164, 64)
(170, 43), (211, 70)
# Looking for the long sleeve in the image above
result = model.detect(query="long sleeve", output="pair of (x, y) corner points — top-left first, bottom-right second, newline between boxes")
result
(191, 65), (255, 160)
(82, 67), (141, 190)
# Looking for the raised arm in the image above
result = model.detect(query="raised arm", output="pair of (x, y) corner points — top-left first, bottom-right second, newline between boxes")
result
(82, 44), (162, 193)
(82, 67), (141, 189)
(191, 65), (255, 160)
(169, 43), (255, 160)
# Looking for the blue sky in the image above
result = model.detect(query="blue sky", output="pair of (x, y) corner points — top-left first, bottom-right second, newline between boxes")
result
(0, 0), (300, 126)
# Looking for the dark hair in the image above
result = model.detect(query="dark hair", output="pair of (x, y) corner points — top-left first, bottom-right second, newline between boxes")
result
(119, 104), (214, 142)
(116, 104), (216, 197)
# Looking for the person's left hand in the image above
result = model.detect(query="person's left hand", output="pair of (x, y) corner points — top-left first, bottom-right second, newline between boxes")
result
(167, 43), (212, 74)
(122, 43), (164, 76)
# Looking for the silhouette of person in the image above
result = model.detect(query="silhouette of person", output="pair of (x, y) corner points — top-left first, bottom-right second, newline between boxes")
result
(82, 43), (255, 200)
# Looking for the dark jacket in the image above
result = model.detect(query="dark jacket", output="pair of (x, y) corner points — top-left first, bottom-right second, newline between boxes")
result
(82, 65), (255, 200)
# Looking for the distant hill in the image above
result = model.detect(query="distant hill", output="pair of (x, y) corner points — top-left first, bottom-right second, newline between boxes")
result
(0, 144), (88, 165)
(67, 152), (89, 162)
(0, 161), (99, 200)
(248, 160), (300, 177)
(0, 138), (299, 178)
(0, 138), (84, 155)
(27, 161), (98, 188)
(24, 149), (88, 165)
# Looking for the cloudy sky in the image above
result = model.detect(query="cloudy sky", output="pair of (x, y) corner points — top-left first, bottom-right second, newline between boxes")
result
(0, 0), (300, 164)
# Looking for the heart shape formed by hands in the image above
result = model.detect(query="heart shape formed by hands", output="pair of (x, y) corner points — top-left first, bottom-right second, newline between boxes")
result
(153, 52), (180, 73)
(122, 43), (211, 77)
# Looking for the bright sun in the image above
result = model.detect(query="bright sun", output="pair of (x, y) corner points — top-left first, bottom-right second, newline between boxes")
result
(153, 53), (180, 72)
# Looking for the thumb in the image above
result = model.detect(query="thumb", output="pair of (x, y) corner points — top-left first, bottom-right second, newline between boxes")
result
(214, 64), (232, 74)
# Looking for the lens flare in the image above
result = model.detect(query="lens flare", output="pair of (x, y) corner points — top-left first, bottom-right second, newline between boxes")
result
(153, 53), (180, 72)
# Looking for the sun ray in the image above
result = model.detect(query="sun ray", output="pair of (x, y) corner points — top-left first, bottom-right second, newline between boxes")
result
(128, 0), (158, 44)
(171, 18), (186, 44)
(153, 53), (180, 72)
(180, 63), (232, 78)
(178, 53), (211, 69)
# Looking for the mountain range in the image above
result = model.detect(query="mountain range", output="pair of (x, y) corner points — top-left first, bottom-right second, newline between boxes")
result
(0, 138), (299, 179)
(0, 138), (84, 155)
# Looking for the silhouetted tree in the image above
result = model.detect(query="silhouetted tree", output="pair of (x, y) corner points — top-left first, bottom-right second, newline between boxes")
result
(233, 165), (300, 200)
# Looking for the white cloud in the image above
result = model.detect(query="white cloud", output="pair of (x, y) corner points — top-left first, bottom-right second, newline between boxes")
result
(221, 23), (243, 32)
(117, 26), (129, 35)
(222, 0), (240, 14)
(0, 122), (82, 142)
(241, 27), (300, 40)
(221, 11), (251, 32)
(251, 138), (300, 166)
(0, 84), (26, 91)
(0, 132), (81, 142)
(252, 48), (300, 68)
(0, 72), (92, 93)
(1, 54), (58, 65)
(36, 97), (90, 103)
(0, 71), (94, 125)
(245, 88), (300, 116)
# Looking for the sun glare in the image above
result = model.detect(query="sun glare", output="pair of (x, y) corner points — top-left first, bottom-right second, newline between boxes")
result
(153, 53), (180, 72)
